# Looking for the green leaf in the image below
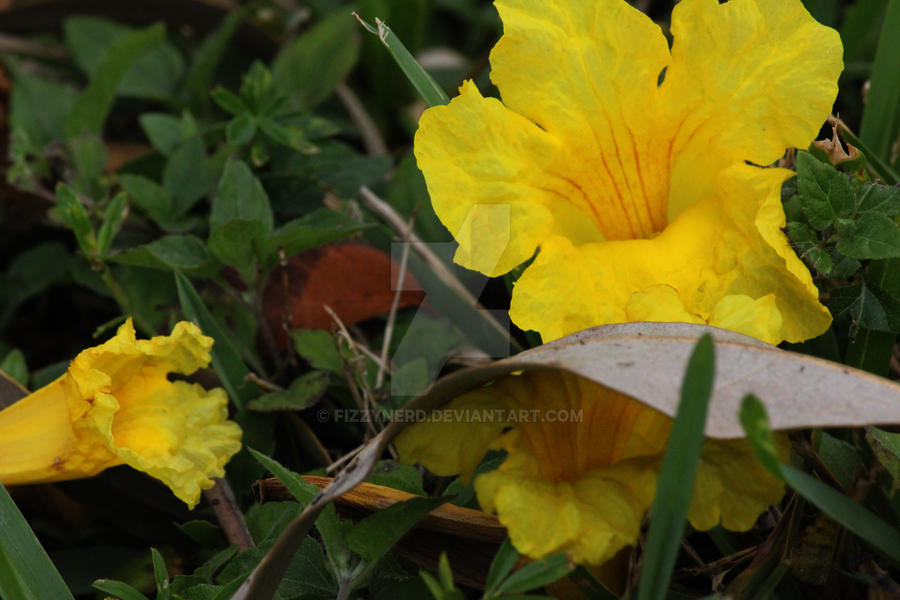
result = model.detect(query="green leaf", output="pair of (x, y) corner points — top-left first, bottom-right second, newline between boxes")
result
(837, 211), (900, 259)
(256, 116), (317, 153)
(151, 548), (171, 600)
(272, 11), (361, 107)
(0, 242), (71, 326)
(211, 159), (274, 233)
(795, 151), (854, 230)
(494, 554), (572, 595)
(55, 183), (95, 255)
(97, 192), (127, 253)
(207, 220), (268, 280)
(174, 271), (257, 409)
(356, 16), (449, 108)
(867, 427), (900, 482)
(139, 111), (197, 156)
(483, 540), (519, 596)
(832, 122), (899, 185)
(857, 182), (900, 216)
(64, 16), (183, 101)
(828, 283), (891, 331)
(637, 334), (715, 600)
(92, 579), (150, 600)
(346, 495), (449, 580)
(211, 88), (250, 116)
(7, 70), (77, 171)
(0, 349), (28, 387)
(226, 114), (257, 146)
(248, 371), (330, 412)
(0, 482), (77, 600)
(68, 133), (108, 197)
(107, 236), (215, 274)
(65, 23), (165, 137)
(859, 0), (900, 163)
(163, 137), (220, 216)
(119, 174), (174, 222)
(257, 209), (369, 267)
(292, 329), (344, 374)
(246, 448), (345, 566)
(740, 396), (900, 561)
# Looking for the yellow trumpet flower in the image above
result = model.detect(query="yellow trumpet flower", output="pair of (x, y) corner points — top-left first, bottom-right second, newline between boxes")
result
(0, 319), (242, 509)
(414, 0), (842, 344)
(397, 370), (787, 565)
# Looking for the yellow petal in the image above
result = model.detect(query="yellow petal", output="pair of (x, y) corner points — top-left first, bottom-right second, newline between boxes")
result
(689, 436), (788, 532)
(415, 81), (602, 277)
(512, 165), (831, 344)
(0, 320), (242, 509)
(476, 449), (659, 565)
(663, 0), (842, 219)
(394, 385), (511, 483)
(490, 0), (673, 239)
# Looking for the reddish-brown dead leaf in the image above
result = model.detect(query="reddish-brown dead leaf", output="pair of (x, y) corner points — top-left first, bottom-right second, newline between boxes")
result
(262, 242), (425, 348)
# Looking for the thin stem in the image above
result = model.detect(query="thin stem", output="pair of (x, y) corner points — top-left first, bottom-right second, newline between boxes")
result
(375, 213), (414, 391)
(335, 82), (388, 156)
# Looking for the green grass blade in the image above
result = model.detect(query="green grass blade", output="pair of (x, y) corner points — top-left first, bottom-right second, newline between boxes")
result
(174, 271), (258, 409)
(741, 396), (900, 561)
(637, 334), (716, 600)
(0, 482), (76, 600)
(355, 14), (449, 108)
(859, 0), (900, 163)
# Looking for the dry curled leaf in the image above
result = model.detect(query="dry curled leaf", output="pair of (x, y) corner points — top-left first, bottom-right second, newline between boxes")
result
(262, 242), (425, 347)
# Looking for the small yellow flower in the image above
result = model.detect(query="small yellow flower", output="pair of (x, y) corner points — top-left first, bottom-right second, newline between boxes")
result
(0, 320), (242, 509)
(396, 370), (786, 564)
(414, 0), (842, 344)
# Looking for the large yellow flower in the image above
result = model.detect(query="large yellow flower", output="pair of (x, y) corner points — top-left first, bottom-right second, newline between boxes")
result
(414, 0), (842, 344)
(396, 370), (786, 565)
(0, 320), (242, 508)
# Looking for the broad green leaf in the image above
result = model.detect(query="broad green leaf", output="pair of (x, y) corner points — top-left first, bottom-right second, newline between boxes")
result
(494, 554), (572, 595)
(741, 396), (900, 561)
(272, 11), (361, 107)
(292, 329), (344, 374)
(346, 495), (448, 580)
(163, 137), (220, 216)
(248, 371), (329, 412)
(867, 427), (900, 482)
(174, 271), (257, 409)
(828, 283), (891, 331)
(637, 334), (715, 600)
(256, 209), (369, 267)
(0, 241), (71, 326)
(65, 23), (165, 137)
(857, 182), (900, 216)
(795, 151), (854, 230)
(119, 174), (173, 222)
(211, 87), (249, 116)
(0, 349), (28, 387)
(246, 448), (346, 567)
(256, 116), (316, 153)
(837, 211), (900, 259)
(139, 111), (197, 156)
(64, 16), (183, 101)
(7, 69), (77, 164)
(207, 220), (268, 280)
(226, 114), (257, 146)
(859, 0), (900, 163)
(0, 482), (76, 600)
(211, 159), (274, 233)
(68, 134), (107, 197)
(108, 236), (215, 274)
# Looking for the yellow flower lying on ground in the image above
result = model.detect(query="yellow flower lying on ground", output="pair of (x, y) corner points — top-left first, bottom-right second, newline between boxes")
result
(396, 370), (787, 564)
(415, 0), (843, 344)
(0, 319), (242, 509)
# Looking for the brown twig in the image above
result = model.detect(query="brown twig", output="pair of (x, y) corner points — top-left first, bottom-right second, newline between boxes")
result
(375, 212), (415, 392)
(335, 82), (388, 156)
(203, 478), (254, 552)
